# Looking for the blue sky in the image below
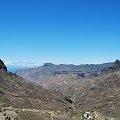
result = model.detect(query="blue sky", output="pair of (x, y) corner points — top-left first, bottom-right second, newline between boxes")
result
(0, 0), (120, 66)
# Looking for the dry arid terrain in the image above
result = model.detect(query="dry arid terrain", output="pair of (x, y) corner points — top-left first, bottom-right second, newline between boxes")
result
(40, 60), (120, 120)
(0, 59), (120, 120)
(0, 59), (72, 120)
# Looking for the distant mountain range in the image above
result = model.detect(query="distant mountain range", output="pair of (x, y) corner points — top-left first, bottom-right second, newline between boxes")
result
(16, 62), (113, 84)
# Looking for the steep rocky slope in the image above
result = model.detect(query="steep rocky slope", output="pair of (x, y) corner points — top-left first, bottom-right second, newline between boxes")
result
(0, 59), (7, 71)
(0, 59), (72, 120)
(75, 70), (120, 119)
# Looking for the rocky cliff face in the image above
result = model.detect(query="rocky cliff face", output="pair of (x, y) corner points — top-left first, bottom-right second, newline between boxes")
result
(0, 59), (7, 71)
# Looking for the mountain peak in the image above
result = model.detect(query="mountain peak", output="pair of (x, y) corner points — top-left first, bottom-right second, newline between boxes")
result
(101, 60), (120, 74)
(0, 59), (7, 71)
(113, 59), (120, 68)
(43, 63), (55, 67)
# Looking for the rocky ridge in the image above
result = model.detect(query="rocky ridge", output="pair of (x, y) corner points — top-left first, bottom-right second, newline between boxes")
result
(16, 62), (113, 84)
(101, 59), (120, 74)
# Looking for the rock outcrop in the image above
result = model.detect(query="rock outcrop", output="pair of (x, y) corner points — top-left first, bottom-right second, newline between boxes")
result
(0, 59), (7, 71)
(101, 59), (120, 74)
(113, 59), (120, 68)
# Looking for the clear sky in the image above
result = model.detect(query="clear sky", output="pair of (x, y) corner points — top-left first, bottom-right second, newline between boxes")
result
(0, 0), (120, 66)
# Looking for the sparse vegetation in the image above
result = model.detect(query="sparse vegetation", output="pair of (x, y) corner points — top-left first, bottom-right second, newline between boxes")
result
(0, 59), (120, 120)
